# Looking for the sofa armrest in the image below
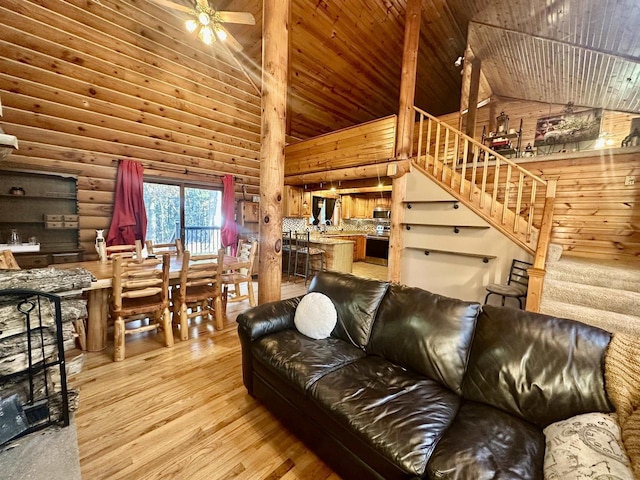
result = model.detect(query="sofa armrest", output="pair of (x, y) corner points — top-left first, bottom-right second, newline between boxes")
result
(237, 296), (303, 341)
(237, 296), (303, 396)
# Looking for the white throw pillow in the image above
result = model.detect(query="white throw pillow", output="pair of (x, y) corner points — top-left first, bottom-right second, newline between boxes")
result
(294, 292), (337, 340)
(543, 412), (634, 480)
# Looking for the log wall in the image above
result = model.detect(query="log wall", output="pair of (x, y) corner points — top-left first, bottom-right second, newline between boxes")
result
(0, 0), (261, 258)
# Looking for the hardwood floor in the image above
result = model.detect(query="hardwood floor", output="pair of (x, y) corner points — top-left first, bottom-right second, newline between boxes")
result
(74, 264), (386, 479)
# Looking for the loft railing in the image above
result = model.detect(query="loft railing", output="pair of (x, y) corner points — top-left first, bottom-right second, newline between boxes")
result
(411, 106), (557, 312)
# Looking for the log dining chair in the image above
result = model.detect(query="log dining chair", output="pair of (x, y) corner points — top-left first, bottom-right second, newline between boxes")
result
(293, 231), (325, 285)
(100, 239), (143, 262)
(221, 240), (258, 312)
(171, 248), (225, 340)
(110, 252), (174, 361)
(0, 250), (20, 270)
(145, 239), (184, 256)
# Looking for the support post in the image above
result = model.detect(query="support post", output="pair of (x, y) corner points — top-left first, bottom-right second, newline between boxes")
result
(525, 177), (558, 312)
(388, 0), (421, 283)
(258, 0), (290, 304)
(465, 56), (481, 139)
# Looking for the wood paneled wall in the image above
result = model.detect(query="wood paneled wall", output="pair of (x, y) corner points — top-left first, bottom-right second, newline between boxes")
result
(0, 0), (261, 258)
(285, 115), (397, 176)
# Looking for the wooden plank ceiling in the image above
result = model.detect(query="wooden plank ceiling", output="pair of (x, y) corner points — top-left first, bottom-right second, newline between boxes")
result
(203, 0), (640, 139)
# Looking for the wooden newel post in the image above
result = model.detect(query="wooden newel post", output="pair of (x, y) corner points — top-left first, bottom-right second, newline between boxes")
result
(388, 0), (421, 283)
(258, 0), (290, 304)
(525, 176), (558, 312)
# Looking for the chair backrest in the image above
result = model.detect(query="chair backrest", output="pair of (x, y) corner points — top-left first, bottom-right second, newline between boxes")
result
(0, 250), (20, 270)
(293, 231), (310, 248)
(103, 239), (143, 261)
(232, 240), (258, 276)
(111, 252), (170, 312)
(146, 239), (183, 256)
(179, 249), (225, 296)
(508, 259), (533, 289)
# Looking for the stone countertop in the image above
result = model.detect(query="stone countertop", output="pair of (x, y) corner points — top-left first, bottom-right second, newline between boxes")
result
(308, 235), (355, 245)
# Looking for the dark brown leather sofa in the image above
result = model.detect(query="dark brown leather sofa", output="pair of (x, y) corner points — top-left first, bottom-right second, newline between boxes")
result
(237, 271), (613, 479)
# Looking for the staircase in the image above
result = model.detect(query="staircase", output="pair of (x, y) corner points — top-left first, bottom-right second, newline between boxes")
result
(410, 107), (552, 256)
(540, 257), (640, 335)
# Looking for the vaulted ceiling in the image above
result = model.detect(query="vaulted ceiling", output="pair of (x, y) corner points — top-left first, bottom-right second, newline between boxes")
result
(159, 0), (640, 140)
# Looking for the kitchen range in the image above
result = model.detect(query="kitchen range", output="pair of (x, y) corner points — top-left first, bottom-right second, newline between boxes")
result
(365, 223), (390, 265)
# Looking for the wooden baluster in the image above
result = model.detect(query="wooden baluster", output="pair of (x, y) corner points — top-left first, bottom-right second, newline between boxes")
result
(491, 161), (500, 214)
(460, 138), (468, 195)
(426, 119), (432, 170)
(442, 128), (449, 182)
(480, 147), (489, 208)
(433, 122), (441, 176)
(502, 163), (512, 225)
(470, 144), (479, 200)
(527, 181), (537, 241)
(417, 112), (424, 167)
(451, 132), (459, 188)
(513, 172), (524, 233)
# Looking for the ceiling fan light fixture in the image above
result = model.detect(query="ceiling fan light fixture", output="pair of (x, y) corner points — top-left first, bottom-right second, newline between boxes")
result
(199, 26), (214, 45)
(198, 11), (211, 26)
(215, 27), (227, 42)
(185, 19), (198, 33)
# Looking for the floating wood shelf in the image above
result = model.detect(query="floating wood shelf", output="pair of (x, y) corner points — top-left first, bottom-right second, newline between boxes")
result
(402, 223), (490, 234)
(404, 200), (459, 209)
(407, 246), (496, 263)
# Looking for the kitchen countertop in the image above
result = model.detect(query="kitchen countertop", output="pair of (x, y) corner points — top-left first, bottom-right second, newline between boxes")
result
(308, 235), (356, 245)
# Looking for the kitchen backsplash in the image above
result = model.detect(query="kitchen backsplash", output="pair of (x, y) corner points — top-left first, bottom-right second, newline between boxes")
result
(283, 217), (389, 234)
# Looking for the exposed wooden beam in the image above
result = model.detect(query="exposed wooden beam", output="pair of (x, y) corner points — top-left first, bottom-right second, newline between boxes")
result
(258, 0), (289, 304)
(389, 0), (421, 283)
(465, 56), (481, 139)
(284, 160), (409, 186)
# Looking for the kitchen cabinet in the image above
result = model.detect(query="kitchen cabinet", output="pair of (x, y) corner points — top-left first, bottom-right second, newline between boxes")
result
(331, 234), (366, 261)
(283, 186), (310, 218)
(237, 201), (259, 236)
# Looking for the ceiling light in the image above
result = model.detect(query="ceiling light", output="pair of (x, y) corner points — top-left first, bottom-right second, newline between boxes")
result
(199, 26), (214, 45)
(215, 27), (227, 42)
(185, 19), (198, 33)
(198, 12), (211, 26)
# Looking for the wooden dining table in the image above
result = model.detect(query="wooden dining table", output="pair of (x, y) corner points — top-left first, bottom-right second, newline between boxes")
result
(58, 255), (241, 352)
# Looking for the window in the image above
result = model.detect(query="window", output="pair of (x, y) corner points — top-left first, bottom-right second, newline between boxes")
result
(144, 181), (223, 254)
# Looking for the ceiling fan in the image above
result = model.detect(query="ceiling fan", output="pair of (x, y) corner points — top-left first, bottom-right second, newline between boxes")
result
(151, 0), (255, 51)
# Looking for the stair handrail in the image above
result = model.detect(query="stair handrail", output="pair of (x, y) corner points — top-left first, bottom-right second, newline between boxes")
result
(412, 106), (547, 186)
(411, 106), (557, 312)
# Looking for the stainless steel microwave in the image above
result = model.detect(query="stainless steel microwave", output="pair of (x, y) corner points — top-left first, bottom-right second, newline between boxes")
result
(372, 207), (390, 219)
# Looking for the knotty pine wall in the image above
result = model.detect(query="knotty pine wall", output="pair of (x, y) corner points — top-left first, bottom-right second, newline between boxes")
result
(440, 100), (639, 265)
(0, 0), (260, 258)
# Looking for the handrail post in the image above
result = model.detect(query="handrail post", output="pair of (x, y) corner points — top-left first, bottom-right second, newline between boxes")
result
(526, 176), (558, 312)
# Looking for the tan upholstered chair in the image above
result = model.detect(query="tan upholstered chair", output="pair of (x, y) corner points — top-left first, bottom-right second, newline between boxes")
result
(222, 240), (258, 310)
(110, 252), (173, 361)
(171, 249), (225, 340)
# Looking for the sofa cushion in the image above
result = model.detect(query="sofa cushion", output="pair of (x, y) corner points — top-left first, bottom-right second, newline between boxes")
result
(309, 356), (460, 477)
(427, 400), (545, 479)
(462, 305), (613, 428)
(308, 271), (389, 349)
(367, 283), (480, 394)
(294, 292), (337, 339)
(252, 330), (365, 392)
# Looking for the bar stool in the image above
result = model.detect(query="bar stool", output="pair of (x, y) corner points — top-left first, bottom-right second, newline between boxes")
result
(282, 230), (295, 282)
(293, 231), (325, 285)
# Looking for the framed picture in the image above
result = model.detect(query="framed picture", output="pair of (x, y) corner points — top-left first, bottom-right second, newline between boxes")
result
(534, 108), (602, 147)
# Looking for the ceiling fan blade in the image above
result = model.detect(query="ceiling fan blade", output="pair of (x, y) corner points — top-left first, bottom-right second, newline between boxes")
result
(219, 26), (244, 51)
(196, 0), (208, 8)
(217, 11), (256, 25)
(150, 0), (192, 13)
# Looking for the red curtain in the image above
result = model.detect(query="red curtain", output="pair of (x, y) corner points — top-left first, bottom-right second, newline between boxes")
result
(220, 174), (238, 251)
(106, 160), (147, 246)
